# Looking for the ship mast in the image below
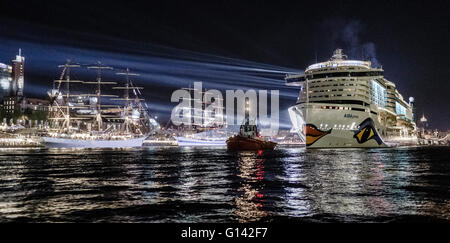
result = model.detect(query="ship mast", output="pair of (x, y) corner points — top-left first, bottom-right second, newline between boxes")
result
(182, 86), (210, 130)
(113, 68), (144, 134)
(48, 62), (152, 137)
(86, 62), (115, 131)
(54, 60), (83, 131)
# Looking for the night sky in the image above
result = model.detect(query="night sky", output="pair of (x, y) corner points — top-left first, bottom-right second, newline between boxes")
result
(0, 0), (448, 130)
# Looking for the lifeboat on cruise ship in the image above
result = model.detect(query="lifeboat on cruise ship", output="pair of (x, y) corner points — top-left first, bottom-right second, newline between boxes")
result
(226, 119), (277, 151)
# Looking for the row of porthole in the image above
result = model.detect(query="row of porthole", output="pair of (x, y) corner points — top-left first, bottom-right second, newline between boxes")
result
(320, 106), (351, 110)
(310, 94), (369, 99)
(310, 88), (368, 93)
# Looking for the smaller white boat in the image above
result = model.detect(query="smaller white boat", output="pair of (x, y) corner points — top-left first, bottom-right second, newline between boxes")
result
(43, 135), (146, 148)
(174, 130), (229, 146)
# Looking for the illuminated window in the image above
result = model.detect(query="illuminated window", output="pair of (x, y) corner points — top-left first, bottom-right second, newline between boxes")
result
(395, 102), (407, 116)
(371, 80), (386, 107)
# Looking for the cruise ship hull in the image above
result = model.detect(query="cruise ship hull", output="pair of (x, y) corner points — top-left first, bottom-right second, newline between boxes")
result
(289, 104), (387, 148)
(42, 136), (146, 148)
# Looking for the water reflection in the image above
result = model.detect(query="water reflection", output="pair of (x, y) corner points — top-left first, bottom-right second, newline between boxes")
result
(300, 149), (396, 218)
(234, 151), (268, 222)
(279, 147), (312, 218)
(0, 146), (448, 222)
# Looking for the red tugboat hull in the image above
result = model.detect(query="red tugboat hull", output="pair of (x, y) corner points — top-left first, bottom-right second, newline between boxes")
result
(226, 136), (277, 151)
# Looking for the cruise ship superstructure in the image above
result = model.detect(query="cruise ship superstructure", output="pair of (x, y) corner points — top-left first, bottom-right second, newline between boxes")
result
(287, 49), (417, 148)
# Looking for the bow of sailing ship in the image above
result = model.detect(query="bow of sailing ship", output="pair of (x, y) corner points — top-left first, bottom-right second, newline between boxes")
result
(42, 60), (155, 148)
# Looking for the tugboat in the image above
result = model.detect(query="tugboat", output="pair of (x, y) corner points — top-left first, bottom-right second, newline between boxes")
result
(226, 118), (277, 151)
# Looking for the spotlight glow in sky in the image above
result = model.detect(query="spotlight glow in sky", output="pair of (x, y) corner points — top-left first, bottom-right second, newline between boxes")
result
(0, 35), (303, 129)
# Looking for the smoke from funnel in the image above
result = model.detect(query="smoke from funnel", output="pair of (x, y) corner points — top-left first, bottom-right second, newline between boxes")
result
(320, 19), (381, 67)
(362, 42), (380, 67)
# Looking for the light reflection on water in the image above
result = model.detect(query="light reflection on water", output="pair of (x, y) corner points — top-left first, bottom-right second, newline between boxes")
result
(0, 146), (448, 222)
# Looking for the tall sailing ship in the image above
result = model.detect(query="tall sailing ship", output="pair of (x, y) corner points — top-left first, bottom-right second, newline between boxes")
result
(43, 60), (155, 148)
(286, 49), (417, 148)
(173, 86), (231, 146)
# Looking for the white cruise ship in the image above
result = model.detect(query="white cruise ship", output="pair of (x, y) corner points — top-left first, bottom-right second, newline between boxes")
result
(287, 49), (417, 148)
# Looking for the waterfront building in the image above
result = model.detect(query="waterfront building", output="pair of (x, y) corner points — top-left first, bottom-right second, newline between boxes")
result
(0, 49), (26, 115)
(0, 49), (50, 124)
(11, 49), (25, 97)
(0, 62), (12, 101)
(2, 96), (20, 114)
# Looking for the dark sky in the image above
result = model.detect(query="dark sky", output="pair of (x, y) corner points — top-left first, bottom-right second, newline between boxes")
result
(0, 0), (448, 130)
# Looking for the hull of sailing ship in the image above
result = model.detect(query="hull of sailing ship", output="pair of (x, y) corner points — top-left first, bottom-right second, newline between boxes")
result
(42, 136), (146, 148)
(174, 136), (227, 146)
(288, 104), (387, 148)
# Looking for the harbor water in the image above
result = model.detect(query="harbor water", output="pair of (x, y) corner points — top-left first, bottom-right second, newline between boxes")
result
(0, 146), (448, 222)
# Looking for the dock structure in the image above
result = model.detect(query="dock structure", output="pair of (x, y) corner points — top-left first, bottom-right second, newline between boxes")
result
(0, 131), (43, 148)
(419, 134), (450, 146)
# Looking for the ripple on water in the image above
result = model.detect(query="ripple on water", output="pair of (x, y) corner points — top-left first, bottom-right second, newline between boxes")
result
(0, 146), (448, 222)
